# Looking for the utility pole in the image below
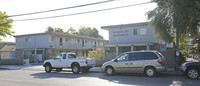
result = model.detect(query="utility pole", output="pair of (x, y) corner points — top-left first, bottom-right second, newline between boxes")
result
(176, 29), (180, 70)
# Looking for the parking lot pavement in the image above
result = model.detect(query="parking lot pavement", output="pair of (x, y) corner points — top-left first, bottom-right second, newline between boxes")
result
(0, 67), (199, 86)
(0, 65), (184, 76)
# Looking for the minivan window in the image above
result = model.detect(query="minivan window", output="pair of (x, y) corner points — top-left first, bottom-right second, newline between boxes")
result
(129, 52), (145, 61)
(117, 53), (128, 61)
(157, 52), (165, 60)
(145, 52), (158, 60)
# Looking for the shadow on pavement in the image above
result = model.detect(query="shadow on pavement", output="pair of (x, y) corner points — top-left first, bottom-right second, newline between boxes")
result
(30, 71), (200, 86)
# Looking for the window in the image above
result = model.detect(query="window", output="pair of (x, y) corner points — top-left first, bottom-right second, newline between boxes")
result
(77, 39), (80, 43)
(129, 52), (145, 61)
(63, 54), (66, 59)
(68, 54), (76, 58)
(140, 28), (146, 35)
(117, 53), (129, 61)
(133, 29), (138, 35)
(59, 38), (62, 46)
(25, 38), (30, 43)
(55, 54), (62, 59)
(82, 40), (84, 47)
(51, 36), (55, 41)
(65, 38), (68, 42)
(145, 52), (158, 60)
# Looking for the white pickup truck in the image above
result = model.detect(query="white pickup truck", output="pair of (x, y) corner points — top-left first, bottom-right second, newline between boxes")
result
(43, 53), (95, 74)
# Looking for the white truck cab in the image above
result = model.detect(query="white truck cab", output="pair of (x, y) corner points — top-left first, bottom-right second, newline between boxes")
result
(43, 53), (95, 74)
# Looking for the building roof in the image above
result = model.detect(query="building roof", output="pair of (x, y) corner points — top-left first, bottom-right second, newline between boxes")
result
(14, 32), (108, 42)
(101, 22), (149, 30)
(0, 45), (15, 52)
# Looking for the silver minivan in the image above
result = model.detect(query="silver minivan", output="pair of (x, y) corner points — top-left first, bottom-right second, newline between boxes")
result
(102, 51), (167, 77)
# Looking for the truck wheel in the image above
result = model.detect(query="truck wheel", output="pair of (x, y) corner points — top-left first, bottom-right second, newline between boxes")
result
(45, 64), (52, 73)
(82, 68), (90, 73)
(105, 67), (115, 76)
(145, 67), (156, 77)
(72, 65), (80, 74)
(56, 68), (63, 72)
(187, 68), (199, 79)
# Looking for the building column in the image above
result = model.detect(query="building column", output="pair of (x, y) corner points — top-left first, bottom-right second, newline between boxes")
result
(146, 43), (150, 50)
(116, 45), (119, 56)
(131, 44), (134, 51)
(34, 49), (38, 63)
(102, 47), (106, 59)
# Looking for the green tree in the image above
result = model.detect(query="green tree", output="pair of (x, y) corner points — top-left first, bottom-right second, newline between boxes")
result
(0, 11), (14, 43)
(45, 26), (54, 32)
(174, 36), (191, 50)
(45, 26), (64, 33)
(65, 27), (78, 35)
(147, 0), (200, 43)
(78, 27), (103, 39)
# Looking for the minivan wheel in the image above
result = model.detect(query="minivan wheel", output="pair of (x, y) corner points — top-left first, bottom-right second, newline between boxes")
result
(145, 67), (156, 77)
(72, 65), (80, 74)
(105, 67), (115, 76)
(187, 68), (199, 79)
(45, 64), (52, 73)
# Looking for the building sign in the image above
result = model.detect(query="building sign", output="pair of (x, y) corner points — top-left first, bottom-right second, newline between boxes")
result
(113, 30), (128, 37)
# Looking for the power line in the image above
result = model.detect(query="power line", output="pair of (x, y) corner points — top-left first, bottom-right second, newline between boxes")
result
(14, 2), (153, 21)
(6, 0), (118, 18)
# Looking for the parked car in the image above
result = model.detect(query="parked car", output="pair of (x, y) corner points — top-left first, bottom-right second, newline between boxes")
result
(180, 62), (200, 79)
(186, 54), (194, 62)
(43, 53), (95, 74)
(102, 51), (167, 77)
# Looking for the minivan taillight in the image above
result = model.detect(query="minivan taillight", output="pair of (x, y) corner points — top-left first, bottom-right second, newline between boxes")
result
(86, 60), (88, 64)
(158, 60), (164, 65)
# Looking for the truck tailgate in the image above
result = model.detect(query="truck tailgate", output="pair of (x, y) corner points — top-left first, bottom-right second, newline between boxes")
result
(87, 59), (95, 66)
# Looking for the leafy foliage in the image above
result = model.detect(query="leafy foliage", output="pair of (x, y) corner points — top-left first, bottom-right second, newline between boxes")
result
(0, 11), (14, 43)
(147, 0), (200, 43)
(45, 26), (104, 39)
(174, 36), (191, 50)
(65, 27), (78, 35)
(87, 48), (102, 59)
(45, 26), (64, 33)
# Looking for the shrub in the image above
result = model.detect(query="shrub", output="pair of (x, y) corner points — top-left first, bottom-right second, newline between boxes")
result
(88, 48), (102, 59)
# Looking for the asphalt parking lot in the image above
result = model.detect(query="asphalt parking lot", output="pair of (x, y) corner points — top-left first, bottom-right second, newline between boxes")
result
(0, 65), (199, 86)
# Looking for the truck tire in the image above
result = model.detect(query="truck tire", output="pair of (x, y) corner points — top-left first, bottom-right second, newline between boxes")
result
(72, 64), (80, 74)
(45, 64), (52, 73)
(56, 68), (63, 72)
(82, 68), (90, 73)
(187, 68), (199, 79)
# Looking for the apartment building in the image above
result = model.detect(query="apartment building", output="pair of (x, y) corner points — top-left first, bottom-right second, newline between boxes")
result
(14, 32), (108, 62)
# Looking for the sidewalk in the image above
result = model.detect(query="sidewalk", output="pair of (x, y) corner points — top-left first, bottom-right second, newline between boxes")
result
(0, 65), (32, 70)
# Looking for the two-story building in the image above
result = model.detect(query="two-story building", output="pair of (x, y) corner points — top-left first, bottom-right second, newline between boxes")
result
(101, 22), (173, 59)
(14, 32), (108, 63)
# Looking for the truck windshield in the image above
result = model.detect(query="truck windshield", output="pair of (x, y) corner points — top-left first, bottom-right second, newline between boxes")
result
(68, 54), (76, 58)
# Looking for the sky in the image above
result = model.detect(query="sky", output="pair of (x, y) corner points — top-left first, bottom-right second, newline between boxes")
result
(0, 0), (157, 42)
